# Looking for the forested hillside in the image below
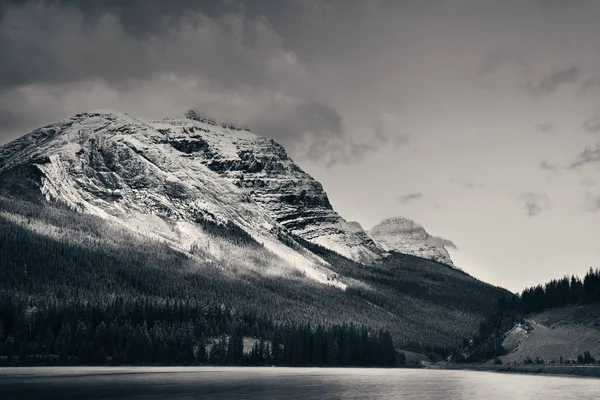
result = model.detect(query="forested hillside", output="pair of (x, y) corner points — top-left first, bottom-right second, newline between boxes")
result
(0, 177), (507, 365)
(0, 195), (399, 367)
(456, 269), (600, 363)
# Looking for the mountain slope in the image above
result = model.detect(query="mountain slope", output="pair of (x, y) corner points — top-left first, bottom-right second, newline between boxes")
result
(369, 216), (454, 266)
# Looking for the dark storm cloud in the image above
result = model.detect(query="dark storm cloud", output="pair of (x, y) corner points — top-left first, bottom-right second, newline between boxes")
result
(397, 193), (423, 204)
(570, 144), (600, 169)
(0, 1), (300, 90)
(0, 0), (231, 37)
(0, 0), (376, 165)
(520, 192), (550, 217)
(524, 66), (581, 96)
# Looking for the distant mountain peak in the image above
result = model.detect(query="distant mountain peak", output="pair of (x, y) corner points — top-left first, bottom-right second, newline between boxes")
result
(368, 216), (454, 266)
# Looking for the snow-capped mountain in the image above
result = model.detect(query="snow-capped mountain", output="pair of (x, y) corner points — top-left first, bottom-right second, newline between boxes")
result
(369, 216), (454, 266)
(0, 109), (383, 287)
(0, 109), (459, 273)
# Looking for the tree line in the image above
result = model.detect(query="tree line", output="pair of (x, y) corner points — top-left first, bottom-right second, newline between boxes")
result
(0, 294), (400, 367)
(519, 268), (600, 313)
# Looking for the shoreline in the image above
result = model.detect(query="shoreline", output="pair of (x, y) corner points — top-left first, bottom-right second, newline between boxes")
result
(1, 364), (599, 379)
(430, 363), (600, 378)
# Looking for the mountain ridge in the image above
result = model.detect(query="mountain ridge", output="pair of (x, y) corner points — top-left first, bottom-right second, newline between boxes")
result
(0, 109), (454, 271)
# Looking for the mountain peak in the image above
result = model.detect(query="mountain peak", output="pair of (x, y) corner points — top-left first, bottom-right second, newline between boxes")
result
(369, 216), (454, 266)
(184, 109), (218, 126)
(85, 108), (126, 117)
(183, 109), (251, 132)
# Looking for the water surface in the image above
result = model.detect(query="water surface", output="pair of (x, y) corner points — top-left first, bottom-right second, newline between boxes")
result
(0, 367), (598, 399)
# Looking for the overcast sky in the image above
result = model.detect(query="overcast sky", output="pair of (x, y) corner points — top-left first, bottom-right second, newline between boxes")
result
(2, 0), (600, 292)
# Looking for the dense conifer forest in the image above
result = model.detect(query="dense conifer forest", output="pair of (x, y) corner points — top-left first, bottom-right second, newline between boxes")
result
(519, 269), (600, 313)
(0, 196), (398, 366)
(0, 293), (398, 367)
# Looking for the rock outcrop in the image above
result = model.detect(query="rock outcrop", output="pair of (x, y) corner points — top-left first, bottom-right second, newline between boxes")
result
(152, 111), (383, 263)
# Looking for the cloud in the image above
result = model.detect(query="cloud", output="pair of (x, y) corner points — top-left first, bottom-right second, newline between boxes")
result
(539, 160), (559, 173)
(584, 193), (600, 212)
(478, 52), (583, 97)
(251, 99), (345, 159)
(397, 192), (423, 204)
(426, 236), (458, 250)
(570, 144), (600, 169)
(524, 66), (581, 96)
(0, 0), (390, 166)
(373, 113), (411, 146)
(581, 177), (595, 187)
(580, 75), (600, 94)
(536, 124), (553, 133)
(293, 112), (410, 167)
(477, 49), (524, 77)
(582, 118), (600, 135)
(463, 181), (485, 189)
(519, 192), (550, 217)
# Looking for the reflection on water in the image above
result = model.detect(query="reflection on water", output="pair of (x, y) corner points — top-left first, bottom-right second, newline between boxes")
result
(0, 367), (599, 400)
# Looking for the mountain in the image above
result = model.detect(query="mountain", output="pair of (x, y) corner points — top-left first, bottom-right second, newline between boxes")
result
(0, 109), (380, 276)
(369, 216), (454, 266)
(0, 109), (508, 359)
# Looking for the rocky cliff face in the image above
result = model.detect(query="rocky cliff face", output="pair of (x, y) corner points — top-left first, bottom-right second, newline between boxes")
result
(0, 109), (382, 273)
(152, 110), (383, 263)
(369, 216), (454, 266)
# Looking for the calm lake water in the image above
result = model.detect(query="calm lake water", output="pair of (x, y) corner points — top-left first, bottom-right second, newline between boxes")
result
(0, 367), (599, 400)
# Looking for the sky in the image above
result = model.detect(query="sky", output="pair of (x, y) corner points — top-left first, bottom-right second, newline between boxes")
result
(1, 0), (600, 292)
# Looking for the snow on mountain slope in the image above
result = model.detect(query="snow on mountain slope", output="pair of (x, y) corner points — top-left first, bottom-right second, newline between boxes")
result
(0, 109), (347, 288)
(151, 110), (383, 263)
(368, 216), (454, 266)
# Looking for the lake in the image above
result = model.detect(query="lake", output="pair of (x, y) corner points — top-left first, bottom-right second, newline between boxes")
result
(0, 367), (599, 399)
